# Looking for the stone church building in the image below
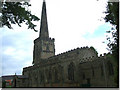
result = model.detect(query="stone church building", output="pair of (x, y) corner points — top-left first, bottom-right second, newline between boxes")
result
(14, 0), (116, 87)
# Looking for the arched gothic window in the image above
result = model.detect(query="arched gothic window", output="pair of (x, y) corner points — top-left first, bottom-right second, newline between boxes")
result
(107, 61), (114, 75)
(68, 62), (75, 81)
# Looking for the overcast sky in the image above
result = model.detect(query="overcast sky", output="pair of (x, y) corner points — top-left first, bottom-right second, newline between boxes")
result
(1, 0), (113, 76)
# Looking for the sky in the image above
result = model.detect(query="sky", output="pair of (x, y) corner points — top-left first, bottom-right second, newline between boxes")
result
(1, 0), (113, 76)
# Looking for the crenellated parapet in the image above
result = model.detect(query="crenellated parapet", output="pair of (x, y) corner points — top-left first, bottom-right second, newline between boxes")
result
(98, 52), (111, 58)
(24, 45), (111, 71)
(75, 52), (111, 64)
(34, 37), (55, 43)
(23, 51), (111, 73)
(49, 37), (55, 41)
(54, 46), (89, 56)
(43, 46), (97, 64)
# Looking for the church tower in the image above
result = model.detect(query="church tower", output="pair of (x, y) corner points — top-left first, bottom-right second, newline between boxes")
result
(33, 0), (55, 65)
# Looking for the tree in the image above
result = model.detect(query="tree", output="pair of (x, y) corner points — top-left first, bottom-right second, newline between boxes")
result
(104, 1), (119, 87)
(1, 1), (40, 31)
(105, 1), (119, 53)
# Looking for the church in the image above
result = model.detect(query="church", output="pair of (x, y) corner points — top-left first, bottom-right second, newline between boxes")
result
(13, 0), (116, 87)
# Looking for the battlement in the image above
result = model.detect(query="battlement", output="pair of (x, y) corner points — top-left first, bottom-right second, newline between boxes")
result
(23, 48), (111, 73)
(49, 37), (55, 41)
(98, 52), (111, 58)
(34, 37), (55, 43)
(47, 46), (97, 62)
(55, 46), (89, 56)
(75, 52), (111, 64)
(25, 46), (111, 70)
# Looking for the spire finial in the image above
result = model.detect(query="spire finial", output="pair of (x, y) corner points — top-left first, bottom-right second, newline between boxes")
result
(43, 0), (45, 2)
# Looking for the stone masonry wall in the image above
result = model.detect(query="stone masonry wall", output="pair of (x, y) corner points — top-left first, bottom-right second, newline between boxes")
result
(22, 47), (115, 87)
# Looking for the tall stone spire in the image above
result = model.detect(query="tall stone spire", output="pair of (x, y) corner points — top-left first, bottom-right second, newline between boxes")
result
(33, 0), (55, 65)
(39, 0), (49, 40)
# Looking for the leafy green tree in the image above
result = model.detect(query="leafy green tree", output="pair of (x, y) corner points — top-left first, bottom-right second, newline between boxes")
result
(104, 1), (119, 87)
(105, 1), (119, 53)
(1, 1), (40, 31)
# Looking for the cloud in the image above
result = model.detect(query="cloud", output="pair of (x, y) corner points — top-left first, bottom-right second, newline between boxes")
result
(1, 0), (110, 76)
(1, 27), (37, 75)
(54, 23), (112, 56)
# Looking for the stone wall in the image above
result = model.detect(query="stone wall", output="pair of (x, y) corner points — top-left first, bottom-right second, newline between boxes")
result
(33, 37), (55, 65)
(22, 47), (115, 87)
